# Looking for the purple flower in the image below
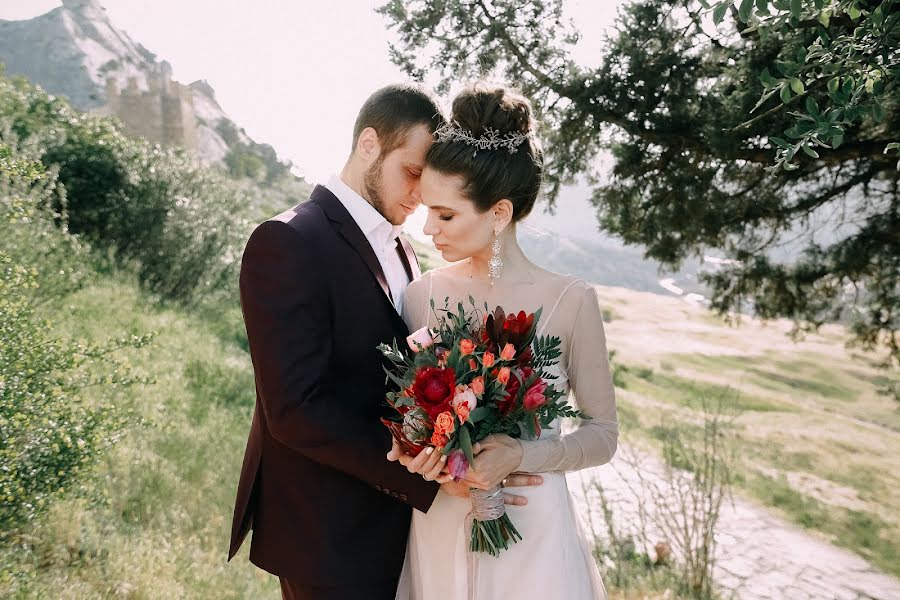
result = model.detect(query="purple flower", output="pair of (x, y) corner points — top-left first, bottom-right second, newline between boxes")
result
(448, 449), (469, 480)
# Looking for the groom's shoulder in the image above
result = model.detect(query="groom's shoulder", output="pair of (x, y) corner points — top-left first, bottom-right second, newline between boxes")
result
(250, 197), (330, 246)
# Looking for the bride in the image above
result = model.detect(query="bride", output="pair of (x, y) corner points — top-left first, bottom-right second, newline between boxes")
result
(389, 82), (619, 599)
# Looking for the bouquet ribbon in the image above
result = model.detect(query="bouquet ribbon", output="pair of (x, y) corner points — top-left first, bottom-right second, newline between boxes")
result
(470, 485), (506, 521)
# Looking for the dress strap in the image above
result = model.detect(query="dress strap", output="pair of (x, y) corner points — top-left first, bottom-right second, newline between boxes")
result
(537, 279), (582, 336)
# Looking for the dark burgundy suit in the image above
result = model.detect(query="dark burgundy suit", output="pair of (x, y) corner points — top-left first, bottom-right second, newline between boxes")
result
(228, 185), (439, 597)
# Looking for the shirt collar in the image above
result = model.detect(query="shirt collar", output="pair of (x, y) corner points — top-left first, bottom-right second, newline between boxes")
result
(325, 175), (403, 250)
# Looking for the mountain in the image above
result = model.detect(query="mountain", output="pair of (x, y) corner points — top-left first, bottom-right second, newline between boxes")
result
(522, 180), (709, 298)
(0, 0), (288, 177)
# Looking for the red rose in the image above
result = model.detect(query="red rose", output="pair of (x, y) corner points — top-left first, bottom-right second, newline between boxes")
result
(412, 367), (457, 419)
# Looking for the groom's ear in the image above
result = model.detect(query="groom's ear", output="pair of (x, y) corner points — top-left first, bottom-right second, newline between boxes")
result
(356, 127), (382, 163)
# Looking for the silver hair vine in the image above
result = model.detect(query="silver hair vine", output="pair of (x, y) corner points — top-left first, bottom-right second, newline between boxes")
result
(434, 122), (529, 157)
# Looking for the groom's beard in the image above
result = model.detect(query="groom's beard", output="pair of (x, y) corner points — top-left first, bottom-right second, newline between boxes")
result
(363, 156), (389, 220)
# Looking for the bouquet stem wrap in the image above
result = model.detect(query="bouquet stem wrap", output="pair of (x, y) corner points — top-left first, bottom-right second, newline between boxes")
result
(468, 484), (522, 556)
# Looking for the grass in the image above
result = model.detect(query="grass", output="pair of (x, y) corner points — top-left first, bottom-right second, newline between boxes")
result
(623, 369), (797, 414)
(743, 473), (899, 575)
(1, 275), (279, 598)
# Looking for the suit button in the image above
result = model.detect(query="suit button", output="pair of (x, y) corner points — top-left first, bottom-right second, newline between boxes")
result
(399, 494), (408, 502)
(375, 484), (383, 492)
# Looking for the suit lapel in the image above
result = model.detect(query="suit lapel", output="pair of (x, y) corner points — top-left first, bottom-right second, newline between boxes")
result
(311, 186), (412, 334)
(311, 185), (394, 304)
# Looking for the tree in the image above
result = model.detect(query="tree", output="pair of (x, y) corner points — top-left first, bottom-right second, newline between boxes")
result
(379, 0), (899, 379)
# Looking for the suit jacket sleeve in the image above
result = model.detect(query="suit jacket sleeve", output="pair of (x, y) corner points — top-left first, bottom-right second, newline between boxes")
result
(239, 220), (439, 512)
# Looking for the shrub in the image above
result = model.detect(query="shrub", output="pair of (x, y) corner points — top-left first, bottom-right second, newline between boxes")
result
(0, 253), (153, 535)
(0, 132), (90, 302)
(1, 70), (250, 304)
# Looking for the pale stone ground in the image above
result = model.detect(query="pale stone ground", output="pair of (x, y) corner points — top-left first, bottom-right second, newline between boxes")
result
(567, 450), (900, 600)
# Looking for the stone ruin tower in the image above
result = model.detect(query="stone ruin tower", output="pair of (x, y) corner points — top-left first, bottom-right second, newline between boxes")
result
(103, 61), (198, 154)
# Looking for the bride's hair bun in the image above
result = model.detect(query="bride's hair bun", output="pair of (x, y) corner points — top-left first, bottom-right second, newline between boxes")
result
(452, 83), (535, 138)
(426, 82), (543, 221)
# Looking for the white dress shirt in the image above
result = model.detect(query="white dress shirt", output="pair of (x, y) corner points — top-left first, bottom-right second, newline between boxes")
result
(324, 175), (410, 314)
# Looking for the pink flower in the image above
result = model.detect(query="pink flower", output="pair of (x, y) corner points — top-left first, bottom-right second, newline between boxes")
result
(496, 367), (511, 385)
(448, 449), (469, 480)
(406, 327), (435, 352)
(523, 379), (548, 411)
(482, 352), (495, 368)
(459, 339), (476, 355)
(500, 343), (516, 361)
(452, 384), (478, 412)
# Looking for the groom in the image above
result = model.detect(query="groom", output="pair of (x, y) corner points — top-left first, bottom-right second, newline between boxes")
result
(227, 84), (444, 599)
(229, 84), (536, 600)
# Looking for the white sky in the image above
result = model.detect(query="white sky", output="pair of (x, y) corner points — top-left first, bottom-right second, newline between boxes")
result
(1, 0), (622, 185)
(2, 0), (627, 242)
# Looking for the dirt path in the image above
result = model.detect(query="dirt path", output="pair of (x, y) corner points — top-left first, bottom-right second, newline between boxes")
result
(567, 449), (900, 600)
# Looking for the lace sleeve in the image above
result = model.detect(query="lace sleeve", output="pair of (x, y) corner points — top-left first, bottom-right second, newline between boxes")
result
(516, 284), (619, 473)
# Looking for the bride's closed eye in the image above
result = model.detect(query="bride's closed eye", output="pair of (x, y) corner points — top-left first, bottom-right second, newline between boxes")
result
(439, 215), (454, 222)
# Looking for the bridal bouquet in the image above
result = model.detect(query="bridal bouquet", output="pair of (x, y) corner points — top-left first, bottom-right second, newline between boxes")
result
(378, 298), (585, 556)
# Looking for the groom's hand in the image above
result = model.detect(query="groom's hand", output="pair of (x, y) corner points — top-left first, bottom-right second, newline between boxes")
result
(440, 478), (532, 506)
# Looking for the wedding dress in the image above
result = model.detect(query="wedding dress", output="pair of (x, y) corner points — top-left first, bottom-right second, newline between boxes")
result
(395, 266), (618, 600)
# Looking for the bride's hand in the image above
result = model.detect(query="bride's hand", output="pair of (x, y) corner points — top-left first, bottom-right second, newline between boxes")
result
(464, 434), (524, 490)
(387, 439), (454, 484)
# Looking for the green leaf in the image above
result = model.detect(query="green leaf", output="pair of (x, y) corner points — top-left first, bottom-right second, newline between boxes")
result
(780, 84), (792, 104)
(759, 67), (779, 88)
(713, 2), (730, 25)
(885, 143), (900, 152)
(790, 0), (802, 18)
(827, 77), (840, 94)
(801, 143), (819, 158)
(818, 8), (831, 26)
(789, 78), (805, 94)
(831, 134), (844, 148)
(848, 2), (861, 20)
(468, 406), (489, 424)
(872, 6), (884, 27)
(872, 104), (884, 123)
(756, 0), (768, 10)
(459, 424), (474, 465)
(739, 0), (754, 22)
(805, 96), (819, 117)
(769, 136), (790, 148)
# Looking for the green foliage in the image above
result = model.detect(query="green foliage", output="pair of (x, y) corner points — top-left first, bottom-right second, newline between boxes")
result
(216, 119), (292, 182)
(701, 0), (899, 172)
(0, 253), (153, 535)
(0, 70), (252, 304)
(379, 0), (900, 376)
(0, 137), (90, 302)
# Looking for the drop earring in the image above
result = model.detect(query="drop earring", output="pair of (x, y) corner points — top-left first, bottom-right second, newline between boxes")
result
(488, 230), (503, 285)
